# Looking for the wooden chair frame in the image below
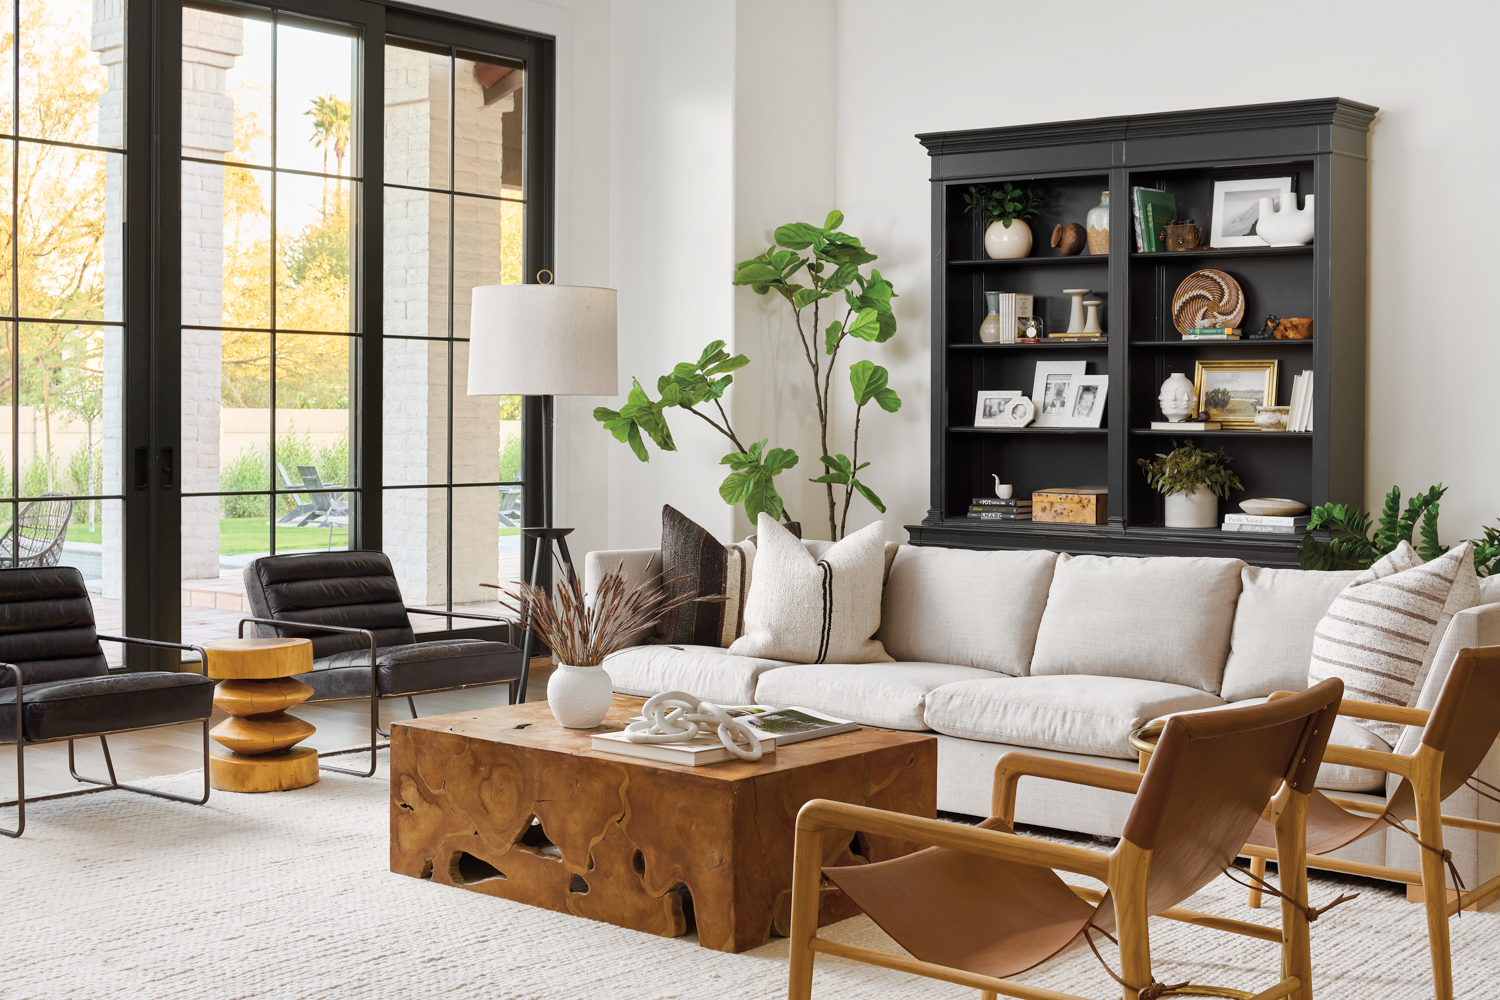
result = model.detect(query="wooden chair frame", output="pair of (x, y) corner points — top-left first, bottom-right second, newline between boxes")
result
(1242, 697), (1500, 1000)
(788, 753), (1314, 1000)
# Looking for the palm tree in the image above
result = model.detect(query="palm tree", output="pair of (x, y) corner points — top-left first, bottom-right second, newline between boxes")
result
(304, 95), (350, 212)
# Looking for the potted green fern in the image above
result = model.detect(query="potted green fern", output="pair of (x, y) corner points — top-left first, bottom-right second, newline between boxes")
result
(1137, 440), (1243, 529)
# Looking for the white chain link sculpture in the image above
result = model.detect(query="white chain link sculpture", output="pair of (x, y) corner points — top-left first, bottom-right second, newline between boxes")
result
(622, 690), (767, 761)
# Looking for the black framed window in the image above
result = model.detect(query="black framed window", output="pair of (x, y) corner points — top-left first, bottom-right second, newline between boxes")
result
(38, 0), (559, 659)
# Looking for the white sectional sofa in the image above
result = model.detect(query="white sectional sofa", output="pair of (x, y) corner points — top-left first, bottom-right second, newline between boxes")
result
(585, 542), (1500, 889)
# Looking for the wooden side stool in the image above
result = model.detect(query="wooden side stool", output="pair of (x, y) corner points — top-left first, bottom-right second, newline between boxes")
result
(203, 637), (318, 792)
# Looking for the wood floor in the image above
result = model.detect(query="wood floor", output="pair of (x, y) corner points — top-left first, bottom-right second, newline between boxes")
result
(0, 660), (555, 804)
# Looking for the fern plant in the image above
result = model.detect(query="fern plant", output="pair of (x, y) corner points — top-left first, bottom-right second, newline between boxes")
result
(1298, 484), (1449, 571)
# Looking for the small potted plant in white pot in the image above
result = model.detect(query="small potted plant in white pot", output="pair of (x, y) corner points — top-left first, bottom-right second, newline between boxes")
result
(1137, 439), (1243, 529)
(496, 566), (711, 729)
(964, 182), (1044, 259)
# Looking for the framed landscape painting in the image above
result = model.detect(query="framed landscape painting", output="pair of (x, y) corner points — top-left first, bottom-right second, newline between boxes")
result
(1193, 360), (1278, 428)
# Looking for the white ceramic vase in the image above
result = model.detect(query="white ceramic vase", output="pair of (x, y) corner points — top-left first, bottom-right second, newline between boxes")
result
(1164, 484), (1219, 529)
(1158, 372), (1196, 421)
(548, 663), (614, 729)
(1256, 193), (1314, 246)
(984, 218), (1032, 259)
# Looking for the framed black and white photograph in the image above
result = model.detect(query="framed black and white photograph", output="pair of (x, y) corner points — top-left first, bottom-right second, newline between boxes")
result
(1057, 375), (1108, 428)
(975, 389), (1024, 428)
(1031, 361), (1087, 427)
(1210, 177), (1294, 248)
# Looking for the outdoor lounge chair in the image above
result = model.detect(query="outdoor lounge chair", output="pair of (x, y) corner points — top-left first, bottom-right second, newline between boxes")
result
(0, 493), (75, 569)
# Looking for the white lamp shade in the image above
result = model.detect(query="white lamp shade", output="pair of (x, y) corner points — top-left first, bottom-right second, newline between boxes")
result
(467, 284), (618, 396)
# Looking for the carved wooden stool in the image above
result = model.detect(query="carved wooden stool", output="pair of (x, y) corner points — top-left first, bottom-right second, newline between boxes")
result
(203, 637), (318, 793)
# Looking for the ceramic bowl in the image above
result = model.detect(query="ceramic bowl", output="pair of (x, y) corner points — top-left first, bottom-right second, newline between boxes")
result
(1240, 498), (1308, 517)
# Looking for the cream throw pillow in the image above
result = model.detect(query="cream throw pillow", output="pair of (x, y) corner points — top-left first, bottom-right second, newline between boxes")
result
(1308, 540), (1479, 743)
(728, 515), (892, 664)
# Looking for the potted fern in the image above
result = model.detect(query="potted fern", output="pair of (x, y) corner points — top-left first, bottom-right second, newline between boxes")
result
(1137, 440), (1243, 529)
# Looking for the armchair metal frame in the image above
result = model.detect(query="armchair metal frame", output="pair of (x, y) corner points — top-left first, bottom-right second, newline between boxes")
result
(789, 745), (1320, 1000)
(1, 634), (211, 839)
(1240, 669), (1500, 1000)
(238, 608), (519, 779)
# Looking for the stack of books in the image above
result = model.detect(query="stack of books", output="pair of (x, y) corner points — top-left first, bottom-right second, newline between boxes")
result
(1132, 187), (1176, 252)
(1222, 513), (1311, 534)
(968, 497), (1032, 521)
(1285, 370), (1315, 432)
(989, 293), (1033, 344)
(1181, 327), (1239, 340)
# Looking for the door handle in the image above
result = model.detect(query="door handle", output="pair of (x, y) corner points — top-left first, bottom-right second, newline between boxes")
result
(160, 446), (174, 489)
(134, 446), (148, 490)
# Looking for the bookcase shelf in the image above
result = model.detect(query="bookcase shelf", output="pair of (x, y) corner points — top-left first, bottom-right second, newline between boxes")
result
(910, 98), (1374, 567)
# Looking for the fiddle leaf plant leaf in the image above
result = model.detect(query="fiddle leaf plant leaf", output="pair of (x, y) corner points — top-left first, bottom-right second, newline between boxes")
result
(718, 438), (797, 522)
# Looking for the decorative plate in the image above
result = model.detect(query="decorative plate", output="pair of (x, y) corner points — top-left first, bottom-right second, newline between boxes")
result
(1239, 498), (1308, 517)
(1171, 269), (1245, 335)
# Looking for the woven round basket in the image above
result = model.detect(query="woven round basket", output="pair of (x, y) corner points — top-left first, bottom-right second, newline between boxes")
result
(1171, 269), (1245, 334)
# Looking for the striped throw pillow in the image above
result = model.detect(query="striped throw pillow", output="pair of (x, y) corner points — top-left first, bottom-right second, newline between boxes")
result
(1308, 540), (1479, 743)
(728, 514), (892, 665)
(656, 505), (757, 648)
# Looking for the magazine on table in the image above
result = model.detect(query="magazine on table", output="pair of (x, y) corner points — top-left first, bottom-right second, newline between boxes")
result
(726, 706), (860, 744)
(593, 705), (860, 765)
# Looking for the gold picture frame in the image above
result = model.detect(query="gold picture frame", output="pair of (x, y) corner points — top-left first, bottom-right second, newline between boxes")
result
(1193, 359), (1278, 428)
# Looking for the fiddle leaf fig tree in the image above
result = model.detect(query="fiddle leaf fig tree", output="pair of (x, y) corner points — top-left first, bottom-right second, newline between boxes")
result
(733, 210), (902, 539)
(594, 211), (901, 537)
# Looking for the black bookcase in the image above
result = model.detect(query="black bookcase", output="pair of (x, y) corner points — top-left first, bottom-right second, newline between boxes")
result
(906, 98), (1376, 568)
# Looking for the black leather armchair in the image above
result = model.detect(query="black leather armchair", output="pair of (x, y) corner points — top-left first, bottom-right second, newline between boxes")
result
(241, 550), (522, 776)
(0, 567), (217, 837)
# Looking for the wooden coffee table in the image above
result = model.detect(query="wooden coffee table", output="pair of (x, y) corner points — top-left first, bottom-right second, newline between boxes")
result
(390, 695), (936, 952)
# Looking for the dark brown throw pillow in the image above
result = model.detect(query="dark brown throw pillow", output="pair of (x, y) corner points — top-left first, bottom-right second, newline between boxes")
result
(656, 505), (758, 647)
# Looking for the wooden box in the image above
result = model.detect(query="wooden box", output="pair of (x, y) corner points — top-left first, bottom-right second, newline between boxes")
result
(1032, 488), (1108, 525)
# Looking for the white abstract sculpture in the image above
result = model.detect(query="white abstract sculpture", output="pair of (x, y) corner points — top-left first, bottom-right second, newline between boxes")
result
(623, 690), (768, 761)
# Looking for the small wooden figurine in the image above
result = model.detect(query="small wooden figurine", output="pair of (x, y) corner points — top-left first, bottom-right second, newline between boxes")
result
(1050, 223), (1087, 256)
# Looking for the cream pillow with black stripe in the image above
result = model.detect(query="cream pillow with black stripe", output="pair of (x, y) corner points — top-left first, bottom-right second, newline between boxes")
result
(728, 514), (892, 665)
(1308, 540), (1479, 743)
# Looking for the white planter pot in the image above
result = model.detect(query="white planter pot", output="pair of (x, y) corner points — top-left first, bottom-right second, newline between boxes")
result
(1164, 484), (1219, 529)
(547, 663), (614, 729)
(984, 218), (1032, 259)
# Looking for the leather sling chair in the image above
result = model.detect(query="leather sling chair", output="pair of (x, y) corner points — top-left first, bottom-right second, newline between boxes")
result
(787, 678), (1346, 1000)
(241, 550), (523, 777)
(1239, 645), (1500, 1000)
(0, 566), (216, 838)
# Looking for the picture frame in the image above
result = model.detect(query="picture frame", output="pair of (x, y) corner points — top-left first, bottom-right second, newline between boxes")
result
(975, 389), (1028, 428)
(1030, 361), (1087, 427)
(1057, 375), (1108, 428)
(1193, 360), (1278, 428)
(1210, 177), (1294, 248)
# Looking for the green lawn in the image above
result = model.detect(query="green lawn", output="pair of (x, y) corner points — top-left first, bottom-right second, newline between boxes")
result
(68, 519), (517, 553)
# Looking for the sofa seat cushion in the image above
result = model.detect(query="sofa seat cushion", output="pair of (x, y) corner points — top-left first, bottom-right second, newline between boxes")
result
(1220, 566), (1362, 702)
(754, 662), (1000, 731)
(1031, 554), (1244, 694)
(604, 644), (792, 705)
(0, 672), (215, 742)
(925, 675), (1224, 759)
(301, 639), (520, 700)
(876, 546), (1058, 675)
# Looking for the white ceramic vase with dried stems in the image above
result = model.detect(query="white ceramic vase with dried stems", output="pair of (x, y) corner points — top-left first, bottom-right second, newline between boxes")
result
(547, 663), (614, 729)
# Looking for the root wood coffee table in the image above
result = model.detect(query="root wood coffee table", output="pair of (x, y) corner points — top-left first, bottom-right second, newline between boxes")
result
(390, 695), (936, 952)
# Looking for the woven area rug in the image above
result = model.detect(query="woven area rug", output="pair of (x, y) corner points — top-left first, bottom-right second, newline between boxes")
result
(5, 751), (1498, 999)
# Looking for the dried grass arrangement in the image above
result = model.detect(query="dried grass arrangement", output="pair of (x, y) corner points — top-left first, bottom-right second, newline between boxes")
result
(491, 565), (717, 667)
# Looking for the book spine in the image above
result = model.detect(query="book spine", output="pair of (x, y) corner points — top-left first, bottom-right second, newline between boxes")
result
(970, 498), (1032, 506)
(1221, 522), (1303, 534)
(1223, 514), (1308, 525)
(968, 507), (1032, 514)
(967, 512), (1033, 520)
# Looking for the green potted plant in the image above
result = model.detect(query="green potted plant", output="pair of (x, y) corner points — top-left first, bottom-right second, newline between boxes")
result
(1137, 440), (1243, 529)
(963, 182), (1044, 259)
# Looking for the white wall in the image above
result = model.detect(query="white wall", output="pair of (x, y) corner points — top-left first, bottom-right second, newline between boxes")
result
(833, 0), (1500, 543)
(412, 0), (1499, 553)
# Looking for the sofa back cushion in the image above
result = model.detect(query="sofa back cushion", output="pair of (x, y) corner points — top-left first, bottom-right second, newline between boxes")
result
(876, 546), (1057, 675)
(1030, 553), (1244, 694)
(1219, 566), (1361, 701)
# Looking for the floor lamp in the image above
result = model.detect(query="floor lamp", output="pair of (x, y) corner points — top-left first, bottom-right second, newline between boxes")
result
(467, 280), (617, 703)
